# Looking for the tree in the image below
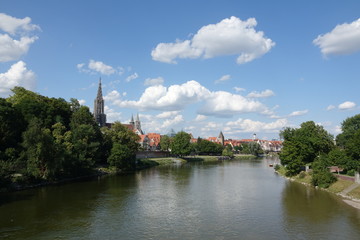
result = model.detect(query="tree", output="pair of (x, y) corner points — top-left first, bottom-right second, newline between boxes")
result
(222, 145), (234, 157)
(160, 135), (172, 151)
(279, 121), (334, 176)
(195, 139), (223, 155)
(170, 131), (192, 157)
(336, 114), (360, 148)
(103, 122), (140, 170)
(249, 142), (263, 156)
(22, 118), (59, 179)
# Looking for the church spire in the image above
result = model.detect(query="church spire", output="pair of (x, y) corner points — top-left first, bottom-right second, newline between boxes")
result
(97, 77), (103, 99)
(94, 77), (106, 127)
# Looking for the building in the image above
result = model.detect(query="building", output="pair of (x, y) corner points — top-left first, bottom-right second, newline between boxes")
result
(94, 78), (107, 127)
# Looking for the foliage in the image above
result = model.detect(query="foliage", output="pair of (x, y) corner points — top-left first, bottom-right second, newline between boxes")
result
(222, 145), (234, 157)
(160, 135), (172, 151)
(170, 131), (192, 157)
(195, 139), (223, 155)
(249, 142), (263, 156)
(103, 122), (139, 170)
(336, 114), (360, 148)
(311, 159), (337, 188)
(279, 121), (334, 176)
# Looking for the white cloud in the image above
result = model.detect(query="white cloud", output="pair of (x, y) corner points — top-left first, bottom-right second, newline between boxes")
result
(0, 13), (39, 63)
(195, 114), (207, 121)
(313, 18), (360, 56)
(77, 59), (116, 75)
(0, 13), (40, 35)
(233, 87), (246, 92)
(247, 89), (275, 98)
(109, 80), (273, 118)
(125, 72), (139, 82)
(156, 111), (180, 118)
(326, 105), (336, 111)
(0, 34), (38, 62)
(144, 77), (164, 86)
(152, 16), (275, 64)
(199, 91), (271, 117)
(162, 115), (184, 129)
(104, 106), (122, 123)
(226, 118), (288, 133)
(215, 74), (231, 83)
(338, 101), (356, 110)
(0, 61), (36, 97)
(117, 80), (211, 111)
(88, 60), (115, 75)
(289, 110), (309, 117)
(78, 99), (86, 105)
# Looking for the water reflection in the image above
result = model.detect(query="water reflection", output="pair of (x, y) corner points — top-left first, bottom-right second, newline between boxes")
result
(1, 159), (360, 240)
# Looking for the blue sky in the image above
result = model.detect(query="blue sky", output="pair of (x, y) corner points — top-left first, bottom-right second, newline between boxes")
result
(1, 0), (360, 140)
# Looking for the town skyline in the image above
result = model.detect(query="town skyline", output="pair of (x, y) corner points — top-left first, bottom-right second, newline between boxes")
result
(1, 0), (360, 140)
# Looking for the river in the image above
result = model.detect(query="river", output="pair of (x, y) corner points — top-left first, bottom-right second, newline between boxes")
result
(1, 158), (360, 239)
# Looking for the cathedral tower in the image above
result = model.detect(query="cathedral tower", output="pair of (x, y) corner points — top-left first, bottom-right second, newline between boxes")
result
(94, 78), (107, 127)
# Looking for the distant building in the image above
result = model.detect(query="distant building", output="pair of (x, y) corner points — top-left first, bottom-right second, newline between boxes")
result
(94, 78), (107, 127)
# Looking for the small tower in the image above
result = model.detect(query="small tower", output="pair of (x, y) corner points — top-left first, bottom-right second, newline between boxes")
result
(135, 113), (143, 134)
(253, 133), (257, 140)
(218, 131), (225, 146)
(93, 78), (107, 127)
(130, 114), (135, 128)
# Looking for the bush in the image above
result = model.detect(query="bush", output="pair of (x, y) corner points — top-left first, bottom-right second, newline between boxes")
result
(347, 169), (356, 176)
(274, 164), (281, 171)
(298, 171), (306, 179)
(311, 169), (337, 188)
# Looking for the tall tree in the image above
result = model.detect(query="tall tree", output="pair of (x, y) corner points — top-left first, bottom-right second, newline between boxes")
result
(279, 121), (334, 176)
(170, 131), (192, 157)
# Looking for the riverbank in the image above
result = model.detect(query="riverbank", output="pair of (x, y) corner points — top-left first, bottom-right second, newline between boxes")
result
(275, 166), (360, 209)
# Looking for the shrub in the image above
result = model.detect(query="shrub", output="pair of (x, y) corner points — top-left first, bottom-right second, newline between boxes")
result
(311, 169), (337, 188)
(298, 171), (306, 179)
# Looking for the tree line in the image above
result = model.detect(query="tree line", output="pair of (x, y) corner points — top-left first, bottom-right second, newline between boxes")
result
(0, 87), (140, 189)
(279, 116), (360, 188)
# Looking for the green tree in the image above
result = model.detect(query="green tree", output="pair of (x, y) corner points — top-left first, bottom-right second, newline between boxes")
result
(222, 145), (234, 157)
(160, 135), (172, 151)
(279, 121), (334, 176)
(336, 114), (360, 148)
(22, 118), (59, 179)
(171, 131), (192, 157)
(249, 141), (263, 156)
(195, 139), (223, 155)
(103, 122), (140, 170)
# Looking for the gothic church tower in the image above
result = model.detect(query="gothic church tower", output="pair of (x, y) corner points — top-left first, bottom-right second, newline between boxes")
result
(94, 78), (107, 127)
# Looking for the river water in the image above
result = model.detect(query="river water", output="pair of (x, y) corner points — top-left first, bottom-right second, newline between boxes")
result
(1, 158), (360, 240)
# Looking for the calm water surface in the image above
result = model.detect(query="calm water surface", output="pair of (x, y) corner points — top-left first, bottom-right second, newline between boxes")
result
(1, 158), (360, 239)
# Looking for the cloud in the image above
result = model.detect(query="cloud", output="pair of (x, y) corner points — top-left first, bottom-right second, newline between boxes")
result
(215, 74), (231, 84)
(338, 101), (356, 110)
(313, 18), (360, 56)
(226, 118), (288, 133)
(77, 59), (117, 75)
(247, 89), (275, 98)
(162, 115), (184, 129)
(144, 77), (164, 86)
(199, 91), (271, 117)
(233, 87), (246, 92)
(152, 16), (275, 64)
(0, 61), (36, 97)
(78, 99), (86, 105)
(104, 106), (122, 123)
(107, 80), (273, 118)
(0, 34), (38, 62)
(195, 114), (207, 121)
(156, 111), (180, 118)
(0, 14), (39, 63)
(289, 110), (309, 117)
(326, 105), (336, 111)
(125, 72), (139, 82)
(116, 80), (211, 111)
(0, 13), (40, 35)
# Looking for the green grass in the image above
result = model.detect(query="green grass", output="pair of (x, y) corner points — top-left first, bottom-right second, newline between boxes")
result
(141, 157), (186, 165)
(348, 185), (360, 199)
(327, 179), (354, 194)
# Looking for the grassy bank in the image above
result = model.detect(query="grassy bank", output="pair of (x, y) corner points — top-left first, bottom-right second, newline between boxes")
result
(275, 165), (360, 201)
